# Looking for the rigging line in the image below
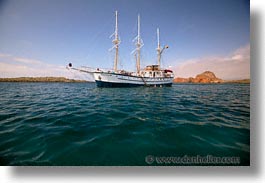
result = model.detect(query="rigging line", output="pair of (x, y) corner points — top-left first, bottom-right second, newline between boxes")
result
(140, 76), (149, 86)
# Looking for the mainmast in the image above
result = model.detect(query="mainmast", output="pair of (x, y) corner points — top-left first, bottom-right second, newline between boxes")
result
(112, 11), (120, 72)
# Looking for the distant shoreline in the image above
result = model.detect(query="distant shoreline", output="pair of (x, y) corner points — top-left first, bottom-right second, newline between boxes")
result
(222, 79), (250, 84)
(0, 77), (250, 84)
(173, 79), (250, 84)
(0, 77), (89, 83)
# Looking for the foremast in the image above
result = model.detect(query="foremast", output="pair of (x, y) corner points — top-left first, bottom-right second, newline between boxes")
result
(110, 11), (120, 72)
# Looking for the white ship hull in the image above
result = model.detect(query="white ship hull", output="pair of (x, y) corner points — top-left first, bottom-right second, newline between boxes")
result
(93, 72), (173, 87)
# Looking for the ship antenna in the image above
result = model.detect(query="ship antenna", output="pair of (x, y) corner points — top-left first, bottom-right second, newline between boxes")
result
(109, 11), (120, 72)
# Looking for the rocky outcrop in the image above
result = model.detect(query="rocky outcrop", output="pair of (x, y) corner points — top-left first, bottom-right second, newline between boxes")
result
(174, 71), (223, 83)
(192, 71), (223, 83)
(173, 77), (193, 83)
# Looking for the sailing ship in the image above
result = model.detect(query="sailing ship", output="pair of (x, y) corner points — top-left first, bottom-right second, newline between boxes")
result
(68, 11), (174, 87)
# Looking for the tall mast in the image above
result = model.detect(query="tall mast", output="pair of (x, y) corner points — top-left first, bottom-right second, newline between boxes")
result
(112, 11), (120, 72)
(156, 28), (169, 70)
(157, 28), (161, 69)
(136, 14), (141, 75)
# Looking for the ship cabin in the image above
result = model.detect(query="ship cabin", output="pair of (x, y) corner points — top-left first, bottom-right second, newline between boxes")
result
(141, 65), (173, 78)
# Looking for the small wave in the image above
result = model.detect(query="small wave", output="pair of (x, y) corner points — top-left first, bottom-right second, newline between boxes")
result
(0, 83), (250, 165)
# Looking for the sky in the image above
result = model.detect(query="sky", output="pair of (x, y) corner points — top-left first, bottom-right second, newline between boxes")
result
(0, 0), (250, 80)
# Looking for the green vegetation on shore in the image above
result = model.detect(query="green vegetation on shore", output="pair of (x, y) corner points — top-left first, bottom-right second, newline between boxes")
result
(0, 77), (88, 83)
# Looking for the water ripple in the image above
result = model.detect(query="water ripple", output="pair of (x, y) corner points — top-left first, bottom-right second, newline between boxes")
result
(0, 83), (250, 165)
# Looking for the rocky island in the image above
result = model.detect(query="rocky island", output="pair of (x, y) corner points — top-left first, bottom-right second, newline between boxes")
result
(0, 77), (87, 83)
(174, 71), (250, 84)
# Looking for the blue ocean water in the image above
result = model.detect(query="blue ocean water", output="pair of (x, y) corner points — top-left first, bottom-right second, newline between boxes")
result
(0, 83), (250, 165)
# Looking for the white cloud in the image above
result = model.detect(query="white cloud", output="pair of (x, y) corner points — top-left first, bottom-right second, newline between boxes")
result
(0, 53), (89, 80)
(0, 61), (72, 78)
(0, 53), (12, 57)
(172, 44), (250, 80)
(13, 57), (43, 65)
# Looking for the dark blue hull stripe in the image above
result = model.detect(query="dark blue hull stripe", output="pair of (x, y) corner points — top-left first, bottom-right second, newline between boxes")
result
(95, 81), (172, 87)
(117, 77), (172, 82)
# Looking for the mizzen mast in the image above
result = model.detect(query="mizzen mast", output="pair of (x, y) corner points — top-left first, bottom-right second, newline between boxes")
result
(156, 28), (169, 70)
(157, 28), (161, 70)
